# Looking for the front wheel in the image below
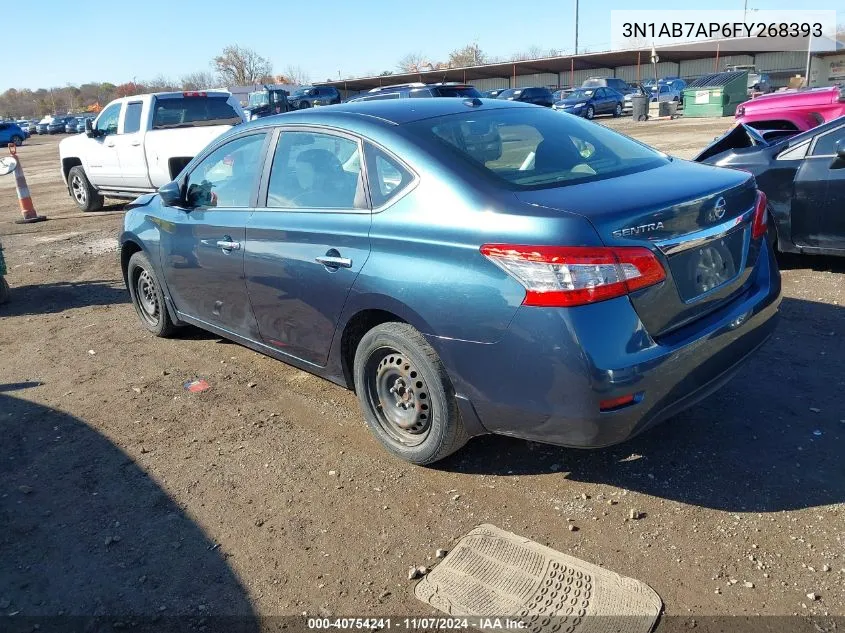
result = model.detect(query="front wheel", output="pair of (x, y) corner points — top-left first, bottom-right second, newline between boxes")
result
(68, 166), (104, 212)
(613, 103), (622, 117)
(127, 251), (176, 337)
(585, 105), (595, 120)
(353, 322), (468, 465)
(299, 100), (311, 109)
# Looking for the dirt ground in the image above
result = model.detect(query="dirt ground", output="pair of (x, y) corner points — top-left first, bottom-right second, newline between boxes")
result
(1, 119), (843, 630)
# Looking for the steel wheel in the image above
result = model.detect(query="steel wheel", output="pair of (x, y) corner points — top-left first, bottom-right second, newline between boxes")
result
(364, 347), (432, 447)
(71, 173), (87, 206)
(135, 268), (160, 327)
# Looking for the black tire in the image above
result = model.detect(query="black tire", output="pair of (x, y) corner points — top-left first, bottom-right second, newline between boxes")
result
(127, 251), (176, 338)
(68, 166), (104, 212)
(0, 277), (9, 305)
(585, 105), (595, 120)
(613, 103), (622, 117)
(299, 100), (311, 109)
(10, 135), (23, 147)
(353, 322), (468, 465)
(767, 215), (779, 253)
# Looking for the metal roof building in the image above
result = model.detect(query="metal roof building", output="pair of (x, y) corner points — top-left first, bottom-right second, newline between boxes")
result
(316, 37), (844, 98)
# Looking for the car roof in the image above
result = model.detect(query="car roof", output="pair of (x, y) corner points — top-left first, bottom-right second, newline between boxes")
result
(240, 97), (536, 128)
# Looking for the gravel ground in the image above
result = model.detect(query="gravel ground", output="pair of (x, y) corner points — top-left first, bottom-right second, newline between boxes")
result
(0, 122), (843, 629)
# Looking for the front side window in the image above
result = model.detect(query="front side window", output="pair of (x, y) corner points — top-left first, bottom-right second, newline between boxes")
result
(811, 126), (845, 157)
(95, 103), (121, 136)
(266, 131), (364, 209)
(185, 133), (266, 208)
(123, 102), (143, 134)
(407, 106), (667, 190)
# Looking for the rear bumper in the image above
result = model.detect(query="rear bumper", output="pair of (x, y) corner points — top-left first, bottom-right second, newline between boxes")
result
(429, 241), (782, 448)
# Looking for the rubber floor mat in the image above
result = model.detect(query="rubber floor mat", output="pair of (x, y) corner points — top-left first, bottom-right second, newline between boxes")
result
(415, 524), (662, 633)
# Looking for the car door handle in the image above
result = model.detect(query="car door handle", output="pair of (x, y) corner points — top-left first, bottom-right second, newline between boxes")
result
(130, 141), (141, 146)
(217, 240), (241, 251)
(315, 255), (352, 268)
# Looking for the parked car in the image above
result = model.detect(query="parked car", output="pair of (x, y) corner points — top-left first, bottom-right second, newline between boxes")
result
(623, 83), (649, 113)
(15, 120), (31, 138)
(75, 117), (93, 133)
(581, 76), (631, 94)
(695, 117), (845, 257)
(59, 91), (246, 211)
(0, 121), (26, 146)
(496, 87), (555, 107)
(482, 89), (506, 99)
(119, 98), (780, 464)
(553, 87), (624, 119)
(726, 65), (773, 95)
(649, 82), (682, 103)
(287, 86), (342, 109)
(734, 85), (845, 132)
(348, 82), (482, 102)
(552, 88), (574, 102)
(48, 116), (73, 134)
(36, 116), (53, 134)
(24, 120), (38, 135)
(65, 118), (81, 134)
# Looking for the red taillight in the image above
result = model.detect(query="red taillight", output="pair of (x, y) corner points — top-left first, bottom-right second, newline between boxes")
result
(183, 91), (207, 97)
(599, 393), (637, 411)
(751, 190), (768, 240)
(480, 245), (666, 308)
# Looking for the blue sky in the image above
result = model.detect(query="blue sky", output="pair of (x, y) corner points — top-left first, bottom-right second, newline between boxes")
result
(4, 0), (841, 91)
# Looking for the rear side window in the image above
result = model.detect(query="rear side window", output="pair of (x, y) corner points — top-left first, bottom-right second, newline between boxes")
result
(123, 102), (143, 134)
(152, 97), (241, 130)
(365, 144), (414, 207)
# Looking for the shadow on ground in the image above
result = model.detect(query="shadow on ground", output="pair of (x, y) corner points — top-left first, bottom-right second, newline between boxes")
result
(445, 297), (845, 514)
(0, 280), (128, 317)
(0, 391), (259, 631)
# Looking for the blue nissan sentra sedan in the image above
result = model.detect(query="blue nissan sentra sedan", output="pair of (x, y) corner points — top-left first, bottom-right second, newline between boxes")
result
(120, 98), (781, 464)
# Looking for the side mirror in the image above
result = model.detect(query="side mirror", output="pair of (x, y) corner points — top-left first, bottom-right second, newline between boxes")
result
(158, 180), (185, 207)
(85, 119), (95, 137)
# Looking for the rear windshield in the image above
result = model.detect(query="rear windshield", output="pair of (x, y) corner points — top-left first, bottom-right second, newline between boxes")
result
(581, 79), (605, 87)
(405, 107), (667, 190)
(152, 96), (241, 130)
(432, 86), (481, 98)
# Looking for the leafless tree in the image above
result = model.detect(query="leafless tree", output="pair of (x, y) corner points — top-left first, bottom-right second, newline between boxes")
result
(213, 45), (274, 86)
(284, 65), (311, 86)
(397, 52), (427, 72)
(448, 42), (487, 68)
(180, 71), (222, 90)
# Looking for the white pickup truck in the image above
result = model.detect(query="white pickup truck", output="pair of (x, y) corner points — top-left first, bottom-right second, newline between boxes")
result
(59, 91), (245, 211)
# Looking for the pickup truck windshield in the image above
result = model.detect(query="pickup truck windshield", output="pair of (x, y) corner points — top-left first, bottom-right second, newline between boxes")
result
(152, 97), (241, 130)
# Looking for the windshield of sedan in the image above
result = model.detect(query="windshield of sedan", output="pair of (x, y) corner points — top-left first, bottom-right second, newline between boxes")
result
(565, 89), (595, 100)
(406, 106), (667, 189)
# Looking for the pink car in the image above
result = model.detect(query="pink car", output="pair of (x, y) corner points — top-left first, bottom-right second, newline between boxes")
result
(735, 85), (845, 132)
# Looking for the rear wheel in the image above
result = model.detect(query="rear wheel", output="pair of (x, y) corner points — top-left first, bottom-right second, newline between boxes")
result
(10, 135), (23, 146)
(299, 100), (311, 109)
(585, 105), (595, 120)
(353, 322), (468, 465)
(68, 166), (104, 212)
(127, 251), (176, 337)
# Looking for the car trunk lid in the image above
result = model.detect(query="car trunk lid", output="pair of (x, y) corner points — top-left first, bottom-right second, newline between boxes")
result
(514, 160), (760, 337)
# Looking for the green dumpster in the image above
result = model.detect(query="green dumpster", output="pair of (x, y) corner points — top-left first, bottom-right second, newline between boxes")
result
(682, 71), (748, 118)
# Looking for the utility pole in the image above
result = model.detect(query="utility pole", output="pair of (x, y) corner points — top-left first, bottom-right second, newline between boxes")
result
(574, 0), (579, 55)
(805, 31), (813, 87)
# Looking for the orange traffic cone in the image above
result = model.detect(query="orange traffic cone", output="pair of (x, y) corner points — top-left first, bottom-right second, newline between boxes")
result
(8, 144), (46, 224)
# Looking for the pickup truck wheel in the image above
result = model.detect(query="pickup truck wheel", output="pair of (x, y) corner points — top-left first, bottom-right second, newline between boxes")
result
(353, 322), (469, 465)
(68, 166), (104, 212)
(127, 251), (176, 338)
(10, 135), (23, 147)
